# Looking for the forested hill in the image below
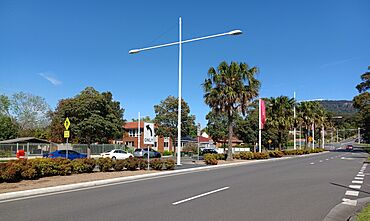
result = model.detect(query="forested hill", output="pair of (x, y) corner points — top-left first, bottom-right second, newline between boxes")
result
(318, 100), (357, 116)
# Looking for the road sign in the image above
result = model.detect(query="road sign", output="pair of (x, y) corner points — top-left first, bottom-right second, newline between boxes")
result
(143, 122), (154, 144)
(64, 117), (70, 130)
(268, 139), (272, 144)
(64, 131), (70, 138)
(308, 136), (313, 142)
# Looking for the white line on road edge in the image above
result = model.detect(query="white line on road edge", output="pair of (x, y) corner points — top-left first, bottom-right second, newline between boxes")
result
(345, 190), (359, 196)
(342, 198), (357, 206)
(172, 187), (229, 205)
(352, 180), (363, 184)
(349, 185), (361, 189)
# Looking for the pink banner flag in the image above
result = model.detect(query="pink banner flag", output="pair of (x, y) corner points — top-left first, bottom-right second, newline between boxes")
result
(260, 99), (266, 129)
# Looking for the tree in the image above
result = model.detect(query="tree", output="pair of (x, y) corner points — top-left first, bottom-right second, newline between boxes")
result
(353, 66), (370, 142)
(0, 115), (19, 141)
(131, 116), (154, 123)
(154, 96), (196, 147)
(297, 101), (326, 148)
(11, 92), (51, 137)
(203, 61), (260, 160)
(265, 96), (295, 150)
(50, 87), (125, 155)
(205, 110), (229, 144)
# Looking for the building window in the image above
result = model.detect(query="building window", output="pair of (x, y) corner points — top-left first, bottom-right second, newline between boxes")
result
(126, 141), (134, 147)
(154, 142), (157, 147)
(164, 141), (169, 148)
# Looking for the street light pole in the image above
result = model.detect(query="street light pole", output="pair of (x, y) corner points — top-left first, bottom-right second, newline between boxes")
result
(177, 17), (182, 165)
(293, 92), (296, 150)
(129, 18), (242, 166)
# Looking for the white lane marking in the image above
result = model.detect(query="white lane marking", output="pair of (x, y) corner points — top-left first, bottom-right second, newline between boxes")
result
(355, 177), (364, 180)
(345, 191), (359, 196)
(342, 198), (357, 206)
(319, 160), (323, 163)
(357, 174), (365, 177)
(330, 157), (334, 159)
(358, 172), (364, 174)
(172, 187), (229, 205)
(349, 185), (361, 189)
(326, 159), (329, 161)
(352, 180), (363, 184)
(310, 162), (315, 165)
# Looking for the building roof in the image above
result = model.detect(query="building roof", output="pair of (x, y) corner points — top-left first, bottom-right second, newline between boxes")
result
(197, 136), (211, 143)
(123, 122), (144, 129)
(123, 122), (159, 130)
(0, 137), (50, 144)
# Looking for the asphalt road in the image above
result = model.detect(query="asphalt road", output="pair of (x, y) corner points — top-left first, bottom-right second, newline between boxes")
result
(0, 148), (368, 221)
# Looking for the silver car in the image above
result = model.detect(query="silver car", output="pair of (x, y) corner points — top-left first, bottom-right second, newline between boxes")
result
(133, 148), (161, 158)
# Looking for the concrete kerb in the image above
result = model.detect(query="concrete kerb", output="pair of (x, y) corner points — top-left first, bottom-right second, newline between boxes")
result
(323, 197), (370, 221)
(0, 151), (329, 201)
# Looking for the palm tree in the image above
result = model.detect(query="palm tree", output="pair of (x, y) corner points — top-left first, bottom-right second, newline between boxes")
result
(266, 96), (295, 150)
(203, 61), (260, 160)
(297, 101), (323, 149)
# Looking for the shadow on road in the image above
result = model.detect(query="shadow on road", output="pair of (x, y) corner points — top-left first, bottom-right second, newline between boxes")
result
(330, 182), (370, 195)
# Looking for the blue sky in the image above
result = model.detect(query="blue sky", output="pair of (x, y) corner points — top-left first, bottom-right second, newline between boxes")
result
(0, 0), (369, 127)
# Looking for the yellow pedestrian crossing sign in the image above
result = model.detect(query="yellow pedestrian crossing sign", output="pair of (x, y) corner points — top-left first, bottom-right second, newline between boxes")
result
(64, 131), (70, 138)
(64, 118), (70, 130)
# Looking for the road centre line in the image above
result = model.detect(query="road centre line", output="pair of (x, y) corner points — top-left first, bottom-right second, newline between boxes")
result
(172, 187), (229, 205)
(345, 190), (359, 197)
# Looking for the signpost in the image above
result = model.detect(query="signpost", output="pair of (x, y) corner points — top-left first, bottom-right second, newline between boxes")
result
(64, 118), (70, 159)
(197, 123), (201, 161)
(144, 122), (154, 170)
(268, 139), (272, 150)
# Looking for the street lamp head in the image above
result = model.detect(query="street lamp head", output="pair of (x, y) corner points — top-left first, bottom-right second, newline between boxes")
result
(128, 49), (140, 54)
(228, 30), (243, 35)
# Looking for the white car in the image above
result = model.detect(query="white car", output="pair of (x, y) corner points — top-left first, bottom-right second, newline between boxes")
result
(100, 149), (133, 160)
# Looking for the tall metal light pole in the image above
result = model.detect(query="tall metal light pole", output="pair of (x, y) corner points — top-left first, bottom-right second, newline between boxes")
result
(293, 92), (296, 150)
(129, 17), (242, 165)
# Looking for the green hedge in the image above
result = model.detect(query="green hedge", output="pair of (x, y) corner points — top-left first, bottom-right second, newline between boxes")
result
(0, 157), (177, 183)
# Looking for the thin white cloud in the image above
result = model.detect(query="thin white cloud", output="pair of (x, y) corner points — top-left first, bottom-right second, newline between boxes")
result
(38, 73), (62, 86)
(320, 57), (357, 68)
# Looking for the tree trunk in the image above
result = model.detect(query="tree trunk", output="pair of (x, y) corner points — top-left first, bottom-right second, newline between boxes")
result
(278, 131), (282, 151)
(226, 117), (233, 161)
(87, 143), (91, 158)
(305, 125), (308, 149)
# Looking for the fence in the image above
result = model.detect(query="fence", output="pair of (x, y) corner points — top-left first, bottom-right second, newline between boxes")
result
(0, 143), (129, 158)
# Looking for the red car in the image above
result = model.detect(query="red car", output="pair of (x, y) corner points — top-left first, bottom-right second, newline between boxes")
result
(346, 145), (353, 150)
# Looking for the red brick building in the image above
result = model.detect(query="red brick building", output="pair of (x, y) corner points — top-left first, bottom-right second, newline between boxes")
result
(122, 122), (173, 153)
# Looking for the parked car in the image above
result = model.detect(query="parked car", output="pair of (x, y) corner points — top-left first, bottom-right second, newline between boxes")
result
(133, 148), (161, 158)
(200, 148), (218, 155)
(100, 149), (133, 160)
(44, 150), (87, 160)
(346, 145), (353, 151)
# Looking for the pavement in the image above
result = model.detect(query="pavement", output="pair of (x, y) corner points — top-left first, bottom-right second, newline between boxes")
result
(0, 147), (368, 221)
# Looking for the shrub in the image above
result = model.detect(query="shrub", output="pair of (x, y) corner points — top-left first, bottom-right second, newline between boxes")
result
(163, 150), (173, 156)
(204, 154), (218, 165)
(96, 158), (114, 172)
(269, 151), (284, 158)
(138, 159), (148, 170)
(21, 167), (38, 179)
(239, 152), (254, 160)
(123, 157), (139, 171)
(150, 158), (164, 170)
(216, 154), (227, 161)
(233, 153), (241, 159)
(52, 158), (72, 175)
(164, 159), (175, 170)
(253, 152), (269, 159)
(113, 159), (126, 171)
(71, 158), (96, 174)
